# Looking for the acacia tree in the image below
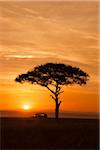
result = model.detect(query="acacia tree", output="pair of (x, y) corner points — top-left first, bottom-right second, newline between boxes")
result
(15, 63), (89, 120)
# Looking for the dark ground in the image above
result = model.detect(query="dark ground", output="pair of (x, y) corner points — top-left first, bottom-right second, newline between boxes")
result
(1, 117), (99, 150)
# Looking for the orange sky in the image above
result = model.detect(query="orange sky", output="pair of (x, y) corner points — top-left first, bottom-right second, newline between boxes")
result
(0, 1), (99, 115)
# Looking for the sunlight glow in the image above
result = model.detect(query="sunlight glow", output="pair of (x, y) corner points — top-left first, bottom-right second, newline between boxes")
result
(22, 104), (30, 111)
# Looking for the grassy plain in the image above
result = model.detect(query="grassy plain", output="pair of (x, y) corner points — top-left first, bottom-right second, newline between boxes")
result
(1, 117), (99, 149)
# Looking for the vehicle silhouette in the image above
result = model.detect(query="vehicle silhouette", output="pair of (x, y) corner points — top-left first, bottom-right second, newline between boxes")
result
(32, 113), (47, 118)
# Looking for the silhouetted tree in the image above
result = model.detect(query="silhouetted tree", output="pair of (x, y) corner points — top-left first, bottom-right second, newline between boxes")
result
(15, 63), (89, 120)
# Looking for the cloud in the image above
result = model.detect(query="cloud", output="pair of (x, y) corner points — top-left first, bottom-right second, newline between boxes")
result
(4, 55), (35, 59)
(3, 51), (57, 58)
(0, 2), (98, 76)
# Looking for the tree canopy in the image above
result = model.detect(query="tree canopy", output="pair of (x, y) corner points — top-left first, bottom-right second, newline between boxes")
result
(15, 63), (89, 86)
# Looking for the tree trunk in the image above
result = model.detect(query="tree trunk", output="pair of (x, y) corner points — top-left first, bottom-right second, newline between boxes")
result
(55, 103), (59, 120)
(55, 100), (60, 120)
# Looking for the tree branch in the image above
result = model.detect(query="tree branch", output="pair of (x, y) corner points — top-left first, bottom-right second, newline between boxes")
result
(50, 95), (56, 101)
(57, 86), (61, 92)
(58, 90), (64, 95)
(58, 100), (62, 106)
(46, 86), (55, 94)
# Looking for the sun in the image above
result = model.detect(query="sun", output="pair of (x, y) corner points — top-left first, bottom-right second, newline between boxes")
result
(22, 104), (30, 111)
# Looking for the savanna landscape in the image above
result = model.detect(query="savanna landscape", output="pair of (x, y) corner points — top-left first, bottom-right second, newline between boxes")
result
(0, 1), (99, 150)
